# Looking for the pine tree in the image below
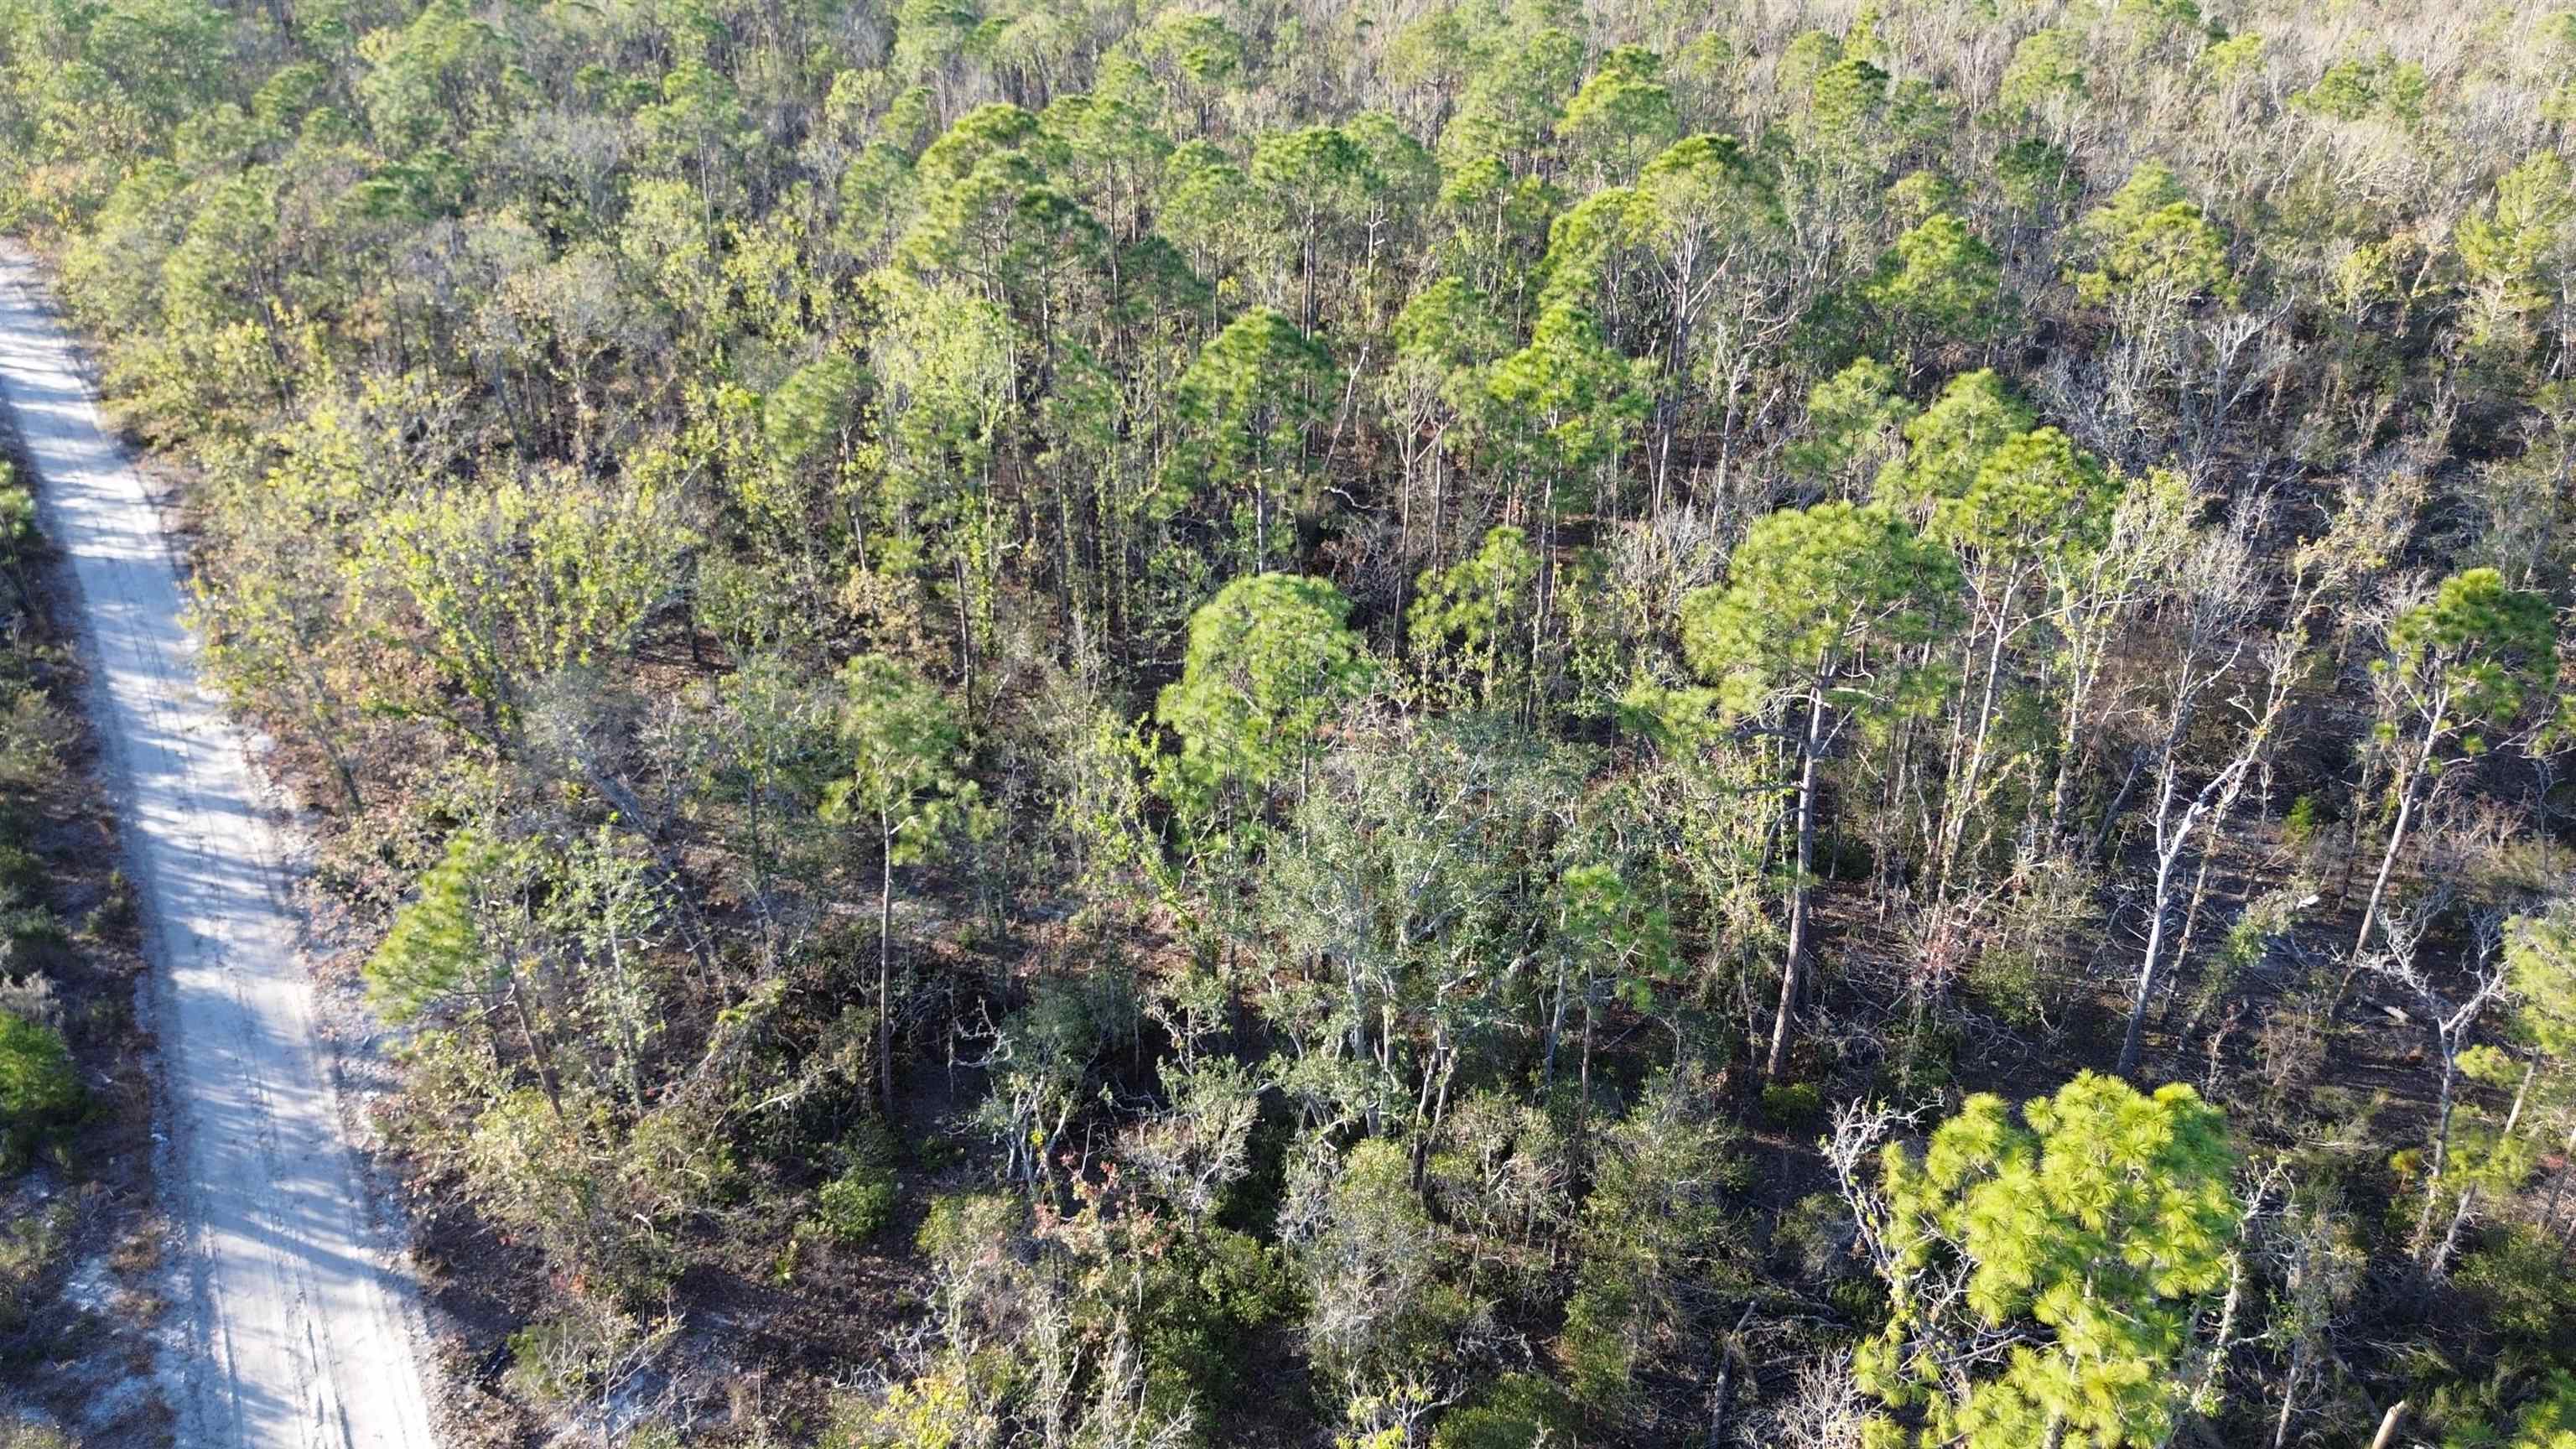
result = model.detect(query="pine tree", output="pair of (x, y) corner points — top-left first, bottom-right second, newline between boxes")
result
(1681, 502), (1961, 1077)
(1859, 1073), (2241, 1449)
(823, 654), (979, 1112)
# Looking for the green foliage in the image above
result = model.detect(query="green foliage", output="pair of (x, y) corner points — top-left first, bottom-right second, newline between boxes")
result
(2293, 52), (2428, 124)
(1431, 1373), (1575, 1449)
(1876, 370), (2036, 512)
(1999, 28), (2085, 117)
(0, 1007), (78, 1171)
(1171, 307), (1338, 569)
(1563, 1072), (1746, 1410)
(2457, 1224), (2576, 1352)
(24, 0), (2576, 1436)
(1484, 300), (1650, 510)
(1867, 211), (2001, 345)
(2282, 792), (2323, 849)
(821, 654), (975, 855)
(1997, 138), (2080, 218)
(814, 1162), (898, 1243)
(1681, 501), (1961, 714)
(359, 470), (694, 730)
(1792, 356), (1916, 485)
(2506, 903), (2576, 1062)
(2071, 164), (2233, 309)
(1408, 525), (1538, 708)
(1759, 1079), (1825, 1130)
(2381, 568), (2557, 742)
(917, 103), (1042, 188)
(2460, 153), (2576, 354)
(365, 829), (506, 1024)
(1931, 426), (2116, 563)
(0, 1418), (74, 1449)
(1557, 47), (1678, 180)
(1863, 1074), (2241, 1448)
(764, 352), (865, 468)
(1156, 574), (1373, 813)
(1294, 1136), (1478, 1389)
(0, 474), (39, 575)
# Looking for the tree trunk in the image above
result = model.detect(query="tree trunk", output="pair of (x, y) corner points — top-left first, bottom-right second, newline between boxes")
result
(2044, 658), (2092, 849)
(2123, 776), (2223, 1077)
(1766, 677), (1828, 1079)
(879, 817), (896, 1115)
(2271, 1351), (2304, 1449)
(2092, 746), (2150, 860)
(1937, 578), (2018, 899)
(1577, 966), (1596, 1127)
(512, 990), (564, 1121)
(2355, 698), (2443, 962)
(2413, 1048), (2460, 1260)
(2355, 771), (2418, 963)
(2542, 1119), (2576, 1231)
(2433, 1057), (2537, 1277)
(2366, 1401), (2408, 1449)
(1542, 955), (1568, 1091)
(2122, 801), (2195, 1078)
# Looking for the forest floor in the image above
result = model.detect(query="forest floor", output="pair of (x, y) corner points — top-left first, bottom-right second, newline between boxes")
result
(0, 244), (439, 1449)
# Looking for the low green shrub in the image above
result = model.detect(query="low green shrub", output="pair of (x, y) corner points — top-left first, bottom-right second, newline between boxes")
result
(0, 1007), (78, 1171)
(1759, 1080), (1825, 1132)
(813, 1162), (896, 1244)
(0, 844), (40, 909)
(2458, 1223), (2576, 1351)
(4, 908), (63, 953)
(80, 871), (136, 943)
(1431, 1373), (1575, 1449)
(2282, 792), (2323, 849)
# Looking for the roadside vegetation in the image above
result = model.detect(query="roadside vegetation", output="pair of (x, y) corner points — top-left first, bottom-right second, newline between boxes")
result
(0, 439), (164, 1447)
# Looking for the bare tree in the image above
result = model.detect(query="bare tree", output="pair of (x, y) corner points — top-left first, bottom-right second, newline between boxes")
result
(2120, 522), (2264, 1077)
(2360, 906), (2509, 1275)
(2263, 1190), (2365, 1449)
(1752, 1348), (1872, 1449)
(2041, 468), (2197, 850)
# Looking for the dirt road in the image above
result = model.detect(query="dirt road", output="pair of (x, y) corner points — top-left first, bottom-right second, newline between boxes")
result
(0, 247), (436, 1448)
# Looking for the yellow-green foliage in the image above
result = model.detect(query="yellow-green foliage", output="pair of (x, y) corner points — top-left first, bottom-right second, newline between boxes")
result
(1862, 1073), (2240, 1449)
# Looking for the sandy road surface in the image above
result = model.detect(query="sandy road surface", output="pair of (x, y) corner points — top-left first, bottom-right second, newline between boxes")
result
(0, 246), (436, 1449)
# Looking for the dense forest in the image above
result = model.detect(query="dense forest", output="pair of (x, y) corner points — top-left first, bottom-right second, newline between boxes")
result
(13, 0), (2576, 1443)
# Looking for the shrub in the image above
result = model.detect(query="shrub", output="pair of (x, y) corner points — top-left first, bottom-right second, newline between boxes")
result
(843, 1118), (901, 1171)
(1432, 1373), (1575, 1449)
(0, 685), (64, 798)
(2458, 1223), (2576, 1350)
(814, 1163), (896, 1244)
(0, 1197), (70, 1336)
(2283, 792), (2324, 849)
(1774, 1192), (1852, 1278)
(0, 844), (39, 909)
(503, 1305), (676, 1408)
(1135, 1225), (1295, 1407)
(4, 908), (63, 952)
(81, 871), (136, 943)
(0, 1420), (77, 1449)
(1759, 1080), (1825, 1132)
(917, 1192), (1019, 1267)
(0, 1007), (79, 1171)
